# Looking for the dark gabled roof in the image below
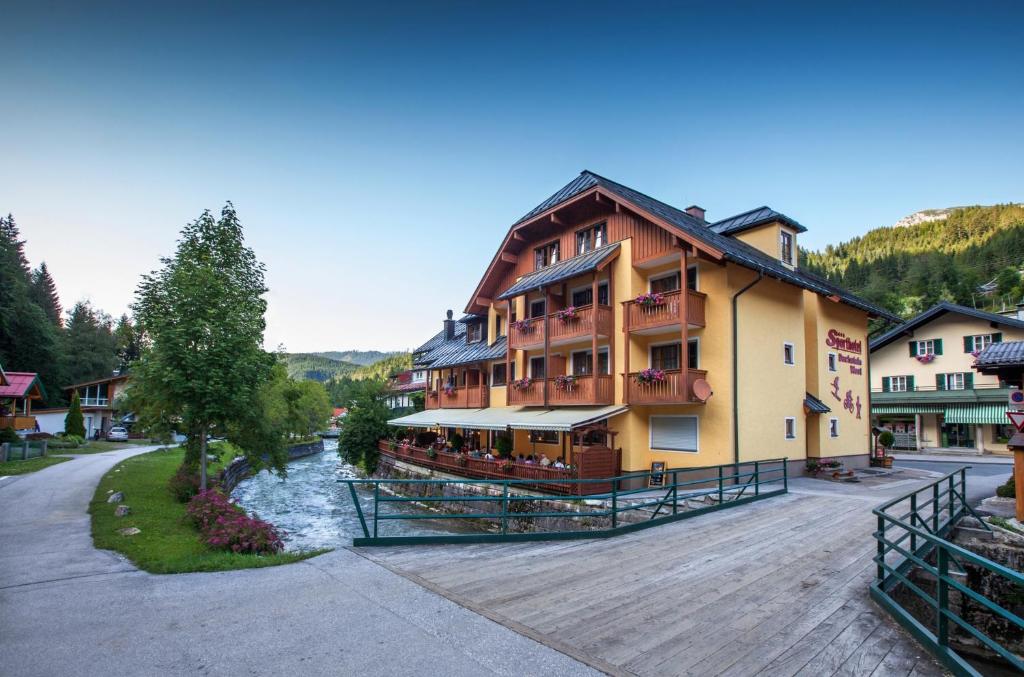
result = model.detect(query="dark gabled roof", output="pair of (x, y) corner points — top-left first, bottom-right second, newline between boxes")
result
(709, 206), (807, 235)
(869, 302), (1024, 351)
(430, 335), (507, 370)
(497, 243), (620, 300)
(412, 323), (466, 363)
(511, 171), (898, 322)
(457, 314), (485, 324)
(973, 340), (1024, 369)
(804, 392), (831, 414)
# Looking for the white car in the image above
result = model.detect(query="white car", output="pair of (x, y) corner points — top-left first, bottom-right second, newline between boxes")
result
(106, 426), (129, 441)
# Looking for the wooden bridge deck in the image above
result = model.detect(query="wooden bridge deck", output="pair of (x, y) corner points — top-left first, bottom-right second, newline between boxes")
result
(358, 490), (945, 677)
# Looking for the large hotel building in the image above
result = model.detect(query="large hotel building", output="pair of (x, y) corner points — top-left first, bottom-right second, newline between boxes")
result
(390, 171), (897, 478)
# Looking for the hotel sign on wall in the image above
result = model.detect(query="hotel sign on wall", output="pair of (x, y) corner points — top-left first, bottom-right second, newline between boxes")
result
(826, 329), (863, 375)
(826, 328), (865, 419)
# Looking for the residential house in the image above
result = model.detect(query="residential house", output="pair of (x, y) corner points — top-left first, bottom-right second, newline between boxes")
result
(0, 365), (45, 432)
(35, 373), (130, 437)
(388, 171), (893, 480)
(869, 302), (1024, 454)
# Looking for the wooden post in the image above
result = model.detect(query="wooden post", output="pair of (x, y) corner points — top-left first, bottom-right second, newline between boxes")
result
(679, 245), (690, 402)
(608, 263), (615, 400)
(544, 287), (552, 407)
(506, 299), (513, 390)
(623, 292), (631, 405)
(591, 272), (599, 384)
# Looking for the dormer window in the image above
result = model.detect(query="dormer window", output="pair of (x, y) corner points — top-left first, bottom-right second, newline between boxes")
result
(466, 322), (483, 343)
(780, 230), (794, 265)
(576, 222), (606, 255)
(534, 241), (559, 270)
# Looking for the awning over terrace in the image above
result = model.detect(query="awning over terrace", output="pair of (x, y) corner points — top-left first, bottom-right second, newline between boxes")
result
(943, 404), (1010, 425)
(387, 405), (628, 432)
(871, 404), (946, 415)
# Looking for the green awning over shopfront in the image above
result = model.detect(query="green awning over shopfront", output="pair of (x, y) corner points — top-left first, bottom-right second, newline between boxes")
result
(872, 404), (946, 415)
(943, 404), (1010, 425)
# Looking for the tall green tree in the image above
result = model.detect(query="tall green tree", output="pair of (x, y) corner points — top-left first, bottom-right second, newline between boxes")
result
(29, 262), (62, 328)
(65, 391), (85, 438)
(0, 214), (62, 404)
(113, 314), (144, 373)
(337, 380), (390, 473)
(61, 301), (118, 385)
(132, 204), (275, 490)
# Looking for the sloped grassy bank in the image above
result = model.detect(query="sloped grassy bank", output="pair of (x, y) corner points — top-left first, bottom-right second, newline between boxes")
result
(89, 446), (326, 574)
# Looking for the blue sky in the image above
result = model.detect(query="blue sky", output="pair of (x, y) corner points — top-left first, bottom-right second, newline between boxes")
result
(2, 1), (1022, 351)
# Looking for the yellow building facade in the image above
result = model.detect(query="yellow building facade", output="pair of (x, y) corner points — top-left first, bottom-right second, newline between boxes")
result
(402, 172), (893, 476)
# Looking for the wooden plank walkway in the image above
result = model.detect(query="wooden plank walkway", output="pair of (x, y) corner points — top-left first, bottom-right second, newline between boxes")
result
(357, 491), (945, 677)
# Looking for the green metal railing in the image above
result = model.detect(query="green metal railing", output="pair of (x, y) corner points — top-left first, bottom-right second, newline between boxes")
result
(339, 458), (787, 546)
(871, 466), (1023, 676)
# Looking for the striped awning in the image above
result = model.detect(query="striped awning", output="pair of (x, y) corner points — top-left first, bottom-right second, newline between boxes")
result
(388, 405), (629, 432)
(943, 404), (1010, 425)
(872, 404), (946, 415)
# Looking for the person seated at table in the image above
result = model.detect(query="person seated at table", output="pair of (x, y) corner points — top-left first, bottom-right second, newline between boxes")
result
(553, 457), (566, 469)
(524, 455), (536, 465)
(539, 454), (551, 466)
(468, 449), (481, 458)
(484, 451), (495, 460)
(517, 454), (525, 463)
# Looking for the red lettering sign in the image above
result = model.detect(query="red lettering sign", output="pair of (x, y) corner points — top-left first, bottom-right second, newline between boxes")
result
(826, 328), (862, 355)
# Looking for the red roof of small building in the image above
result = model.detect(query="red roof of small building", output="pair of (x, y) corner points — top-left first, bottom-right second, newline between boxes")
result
(333, 407), (348, 418)
(0, 372), (45, 399)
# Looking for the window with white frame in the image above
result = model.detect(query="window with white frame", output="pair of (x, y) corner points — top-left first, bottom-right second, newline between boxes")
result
(411, 370), (426, 383)
(968, 334), (993, 352)
(944, 372), (965, 390)
(650, 415), (698, 452)
(829, 418), (839, 438)
(780, 231), (794, 265)
(916, 339), (935, 356)
(889, 375), (909, 392)
(784, 417), (796, 440)
(783, 342), (795, 365)
(827, 352), (837, 372)
(649, 271), (681, 293)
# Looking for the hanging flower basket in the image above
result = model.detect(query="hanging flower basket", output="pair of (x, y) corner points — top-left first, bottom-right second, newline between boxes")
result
(555, 306), (578, 322)
(635, 292), (666, 309)
(554, 374), (577, 391)
(511, 377), (533, 390)
(498, 458), (515, 472)
(455, 454), (468, 467)
(635, 368), (667, 385)
(443, 383), (457, 396)
(511, 318), (535, 333)
(428, 390), (438, 399)
(425, 448), (437, 459)
(915, 354), (935, 364)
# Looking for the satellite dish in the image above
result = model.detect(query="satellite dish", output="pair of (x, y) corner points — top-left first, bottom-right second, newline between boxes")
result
(692, 378), (713, 402)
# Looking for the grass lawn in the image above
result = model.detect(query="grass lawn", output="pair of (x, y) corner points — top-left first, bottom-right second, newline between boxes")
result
(0, 455), (73, 475)
(68, 439), (158, 454)
(90, 446), (327, 573)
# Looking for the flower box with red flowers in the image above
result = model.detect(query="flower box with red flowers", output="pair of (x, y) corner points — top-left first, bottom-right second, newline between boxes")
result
(555, 306), (578, 322)
(511, 377), (533, 390)
(554, 374), (577, 391)
(635, 292), (666, 309)
(511, 318), (535, 333)
(635, 368), (667, 385)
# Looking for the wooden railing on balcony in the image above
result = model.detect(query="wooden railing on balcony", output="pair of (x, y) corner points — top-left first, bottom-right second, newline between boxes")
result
(507, 374), (614, 406)
(509, 304), (613, 350)
(0, 415), (36, 430)
(424, 386), (489, 410)
(625, 289), (706, 332)
(378, 440), (622, 495)
(624, 369), (708, 405)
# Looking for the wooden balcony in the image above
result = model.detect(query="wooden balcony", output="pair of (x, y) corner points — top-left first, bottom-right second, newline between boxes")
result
(425, 386), (490, 410)
(507, 374), (614, 406)
(509, 304), (613, 350)
(0, 416), (36, 430)
(625, 289), (706, 333)
(624, 369), (708, 405)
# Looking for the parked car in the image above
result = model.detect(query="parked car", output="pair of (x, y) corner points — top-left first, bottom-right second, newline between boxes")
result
(106, 426), (129, 441)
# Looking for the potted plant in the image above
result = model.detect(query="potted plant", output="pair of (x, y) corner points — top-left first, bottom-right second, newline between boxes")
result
(554, 374), (577, 391)
(511, 318), (535, 333)
(555, 306), (578, 322)
(425, 447), (437, 459)
(450, 433), (464, 453)
(635, 292), (666, 309)
(915, 353), (935, 364)
(455, 454), (468, 467)
(499, 458), (515, 472)
(635, 368), (667, 385)
(511, 377), (533, 390)
(878, 431), (895, 468)
(495, 435), (513, 458)
(443, 382), (457, 396)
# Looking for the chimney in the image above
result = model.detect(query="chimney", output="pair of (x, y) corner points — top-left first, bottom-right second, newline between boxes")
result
(685, 205), (706, 223)
(1016, 302), (1024, 321)
(444, 309), (455, 340)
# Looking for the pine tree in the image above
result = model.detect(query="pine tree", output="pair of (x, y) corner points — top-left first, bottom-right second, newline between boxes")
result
(65, 391), (86, 438)
(61, 301), (117, 386)
(29, 262), (62, 327)
(113, 314), (143, 373)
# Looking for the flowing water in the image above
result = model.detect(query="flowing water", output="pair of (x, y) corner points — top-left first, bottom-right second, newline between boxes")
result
(231, 440), (456, 550)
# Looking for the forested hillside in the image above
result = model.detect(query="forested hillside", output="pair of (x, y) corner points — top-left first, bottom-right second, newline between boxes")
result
(801, 204), (1024, 319)
(315, 350), (401, 366)
(282, 353), (360, 382)
(352, 353), (412, 380)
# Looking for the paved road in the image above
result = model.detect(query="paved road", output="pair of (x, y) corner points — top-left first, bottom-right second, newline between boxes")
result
(892, 456), (1013, 507)
(0, 447), (597, 677)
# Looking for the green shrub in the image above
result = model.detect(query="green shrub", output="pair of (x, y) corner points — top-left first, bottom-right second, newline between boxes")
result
(169, 463), (219, 503)
(495, 435), (513, 457)
(995, 474), (1016, 499)
(878, 431), (895, 449)
(0, 427), (21, 445)
(65, 392), (86, 438)
(450, 433), (464, 452)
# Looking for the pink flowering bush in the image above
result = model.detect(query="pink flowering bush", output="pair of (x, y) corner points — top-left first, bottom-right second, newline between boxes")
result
(186, 490), (284, 555)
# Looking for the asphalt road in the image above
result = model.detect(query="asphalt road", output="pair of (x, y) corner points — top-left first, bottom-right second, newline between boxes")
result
(0, 446), (598, 677)
(893, 457), (1013, 507)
